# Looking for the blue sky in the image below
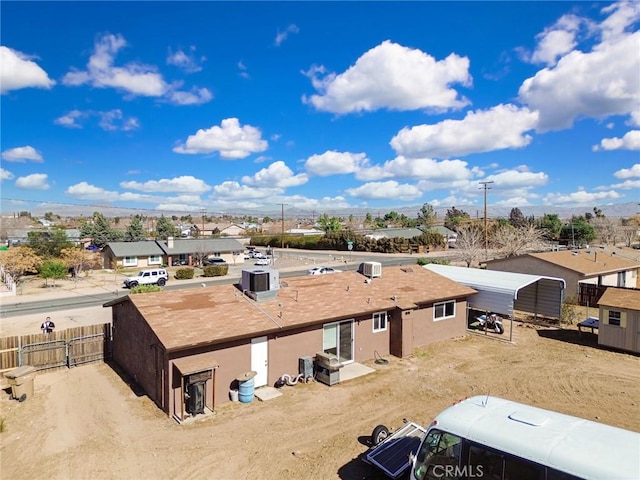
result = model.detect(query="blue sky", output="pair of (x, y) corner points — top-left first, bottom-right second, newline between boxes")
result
(1, 1), (639, 217)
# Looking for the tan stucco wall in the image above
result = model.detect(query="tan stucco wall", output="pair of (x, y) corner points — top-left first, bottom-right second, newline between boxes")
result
(411, 300), (467, 349)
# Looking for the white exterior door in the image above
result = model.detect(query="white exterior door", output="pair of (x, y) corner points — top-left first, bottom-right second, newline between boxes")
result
(251, 336), (268, 387)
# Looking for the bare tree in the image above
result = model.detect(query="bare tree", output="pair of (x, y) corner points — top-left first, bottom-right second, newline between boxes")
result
(492, 224), (545, 258)
(454, 223), (484, 267)
(619, 226), (637, 247)
(591, 216), (618, 245)
(60, 247), (102, 279)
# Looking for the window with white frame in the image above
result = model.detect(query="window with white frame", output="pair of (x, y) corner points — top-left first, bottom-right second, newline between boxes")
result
(148, 255), (162, 265)
(372, 312), (387, 332)
(608, 310), (622, 327)
(434, 300), (455, 321)
(123, 256), (137, 267)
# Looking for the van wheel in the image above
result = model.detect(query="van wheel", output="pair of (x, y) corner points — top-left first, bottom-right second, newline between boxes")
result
(157, 278), (166, 286)
(371, 424), (389, 446)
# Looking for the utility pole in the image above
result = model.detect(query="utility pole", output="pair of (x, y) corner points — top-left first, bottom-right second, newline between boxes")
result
(280, 203), (288, 249)
(200, 208), (206, 237)
(479, 181), (494, 257)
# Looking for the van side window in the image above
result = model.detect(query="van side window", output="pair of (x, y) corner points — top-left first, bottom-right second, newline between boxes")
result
(504, 456), (544, 480)
(469, 444), (503, 479)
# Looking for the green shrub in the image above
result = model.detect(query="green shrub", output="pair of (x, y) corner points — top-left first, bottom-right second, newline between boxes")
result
(175, 267), (195, 280)
(416, 257), (450, 266)
(130, 285), (163, 294)
(203, 265), (228, 277)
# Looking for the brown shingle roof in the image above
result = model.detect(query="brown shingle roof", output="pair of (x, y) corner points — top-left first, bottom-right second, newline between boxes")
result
(598, 288), (640, 311)
(128, 266), (477, 352)
(521, 250), (639, 276)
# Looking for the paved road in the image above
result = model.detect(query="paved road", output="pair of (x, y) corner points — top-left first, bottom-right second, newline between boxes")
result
(0, 254), (422, 318)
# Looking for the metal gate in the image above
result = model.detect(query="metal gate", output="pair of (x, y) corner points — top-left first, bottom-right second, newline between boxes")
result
(20, 333), (107, 371)
(20, 339), (67, 370)
(68, 333), (106, 367)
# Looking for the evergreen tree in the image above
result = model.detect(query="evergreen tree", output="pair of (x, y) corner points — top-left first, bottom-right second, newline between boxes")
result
(155, 215), (179, 239)
(124, 215), (147, 242)
(444, 207), (470, 231)
(417, 203), (436, 230)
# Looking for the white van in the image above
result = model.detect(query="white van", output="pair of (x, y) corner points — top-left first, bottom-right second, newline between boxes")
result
(123, 268), (168, 288)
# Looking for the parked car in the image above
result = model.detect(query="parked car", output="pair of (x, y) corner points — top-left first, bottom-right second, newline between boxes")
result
(252, 251), (266, 259)
(123, 268), (168, 288)
(171, 259), (188, 266)
(254, 258), (271, 266)
(202, 257), (228, 266)
(307, 266), (342, 275)
(243, 253), (252, 260)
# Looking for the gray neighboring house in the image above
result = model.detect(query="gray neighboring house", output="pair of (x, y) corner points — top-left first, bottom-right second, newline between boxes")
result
(102, 241), (166, 269)
(102, 237), (246, 269)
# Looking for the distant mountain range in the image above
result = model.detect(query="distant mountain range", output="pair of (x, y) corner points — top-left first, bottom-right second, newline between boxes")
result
(3, 201), (639, 220)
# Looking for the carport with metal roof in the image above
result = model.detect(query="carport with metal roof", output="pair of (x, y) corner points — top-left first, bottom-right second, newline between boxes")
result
(424, 264), (566, 341)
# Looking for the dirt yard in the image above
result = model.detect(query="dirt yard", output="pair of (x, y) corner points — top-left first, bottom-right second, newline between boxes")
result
(1, 320), (639, 480)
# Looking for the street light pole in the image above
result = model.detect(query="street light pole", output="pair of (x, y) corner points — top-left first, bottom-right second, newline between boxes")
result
(479, 181), (494, 258)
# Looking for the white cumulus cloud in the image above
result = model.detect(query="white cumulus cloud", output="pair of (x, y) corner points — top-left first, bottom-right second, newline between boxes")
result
(0, 46), (55, 94)
(212, 181), (282, 199)
(345, 180), (422, 201)
(519, 29), (640, 131)
(303, 40), (471, 114)
(614, 163), (640, 179)
(119, 176), (211, 193)
(593, 130), (640, 151)
(357, 156), (477, 184)
(529, 14), (582, 66)
(15, 173), (50, 190)
(543, 188), (622, 205)
(304, 151), (370, 176)
(62, 33), (212, 105)
(173, 118), (268, 159)
(1, 168), (15, 181)
(166, 47), (205, 73)
(390, 104), (538, 158)
(2, 146), (44, 163)
(242, 161), (308, 188)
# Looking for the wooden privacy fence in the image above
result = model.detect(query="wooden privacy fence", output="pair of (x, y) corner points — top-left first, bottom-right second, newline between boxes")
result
(578, 283), (607, 307)
(0, 323), (111, 374)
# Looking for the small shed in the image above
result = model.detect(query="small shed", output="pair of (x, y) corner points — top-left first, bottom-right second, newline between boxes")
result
(597, 287), (640, 353)
(424, 264), (566, 341)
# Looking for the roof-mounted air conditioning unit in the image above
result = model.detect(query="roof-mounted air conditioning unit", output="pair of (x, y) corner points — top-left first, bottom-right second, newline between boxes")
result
(361, 261), (382, 278)
(241, 268), (280, 302)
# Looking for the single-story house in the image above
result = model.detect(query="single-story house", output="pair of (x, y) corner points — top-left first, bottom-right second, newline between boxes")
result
(157, 237), (245, 266)
(102, 241), (166, 269)
(105, 265), (477, 421)
(597, 287), (640, 353)
(485, 249), (640, 305)
(423, 264), (566, 341)
(219, 224), (247, 236)
(102, 237), (245, 269)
